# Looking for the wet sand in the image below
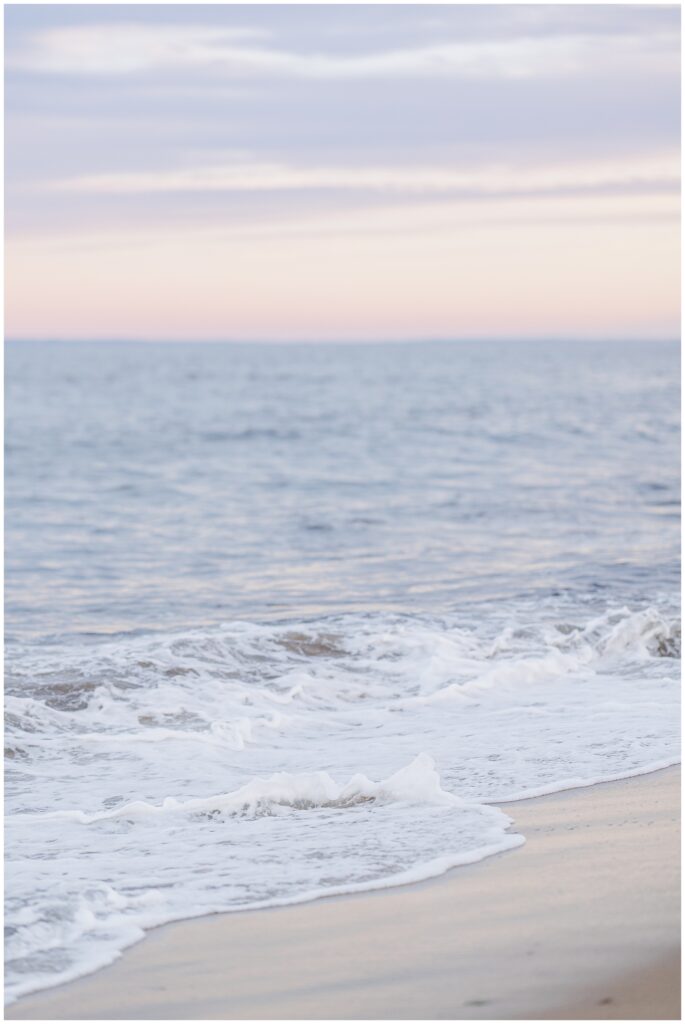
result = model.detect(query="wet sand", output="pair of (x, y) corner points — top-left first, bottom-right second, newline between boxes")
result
(7, 766), (680, 1020)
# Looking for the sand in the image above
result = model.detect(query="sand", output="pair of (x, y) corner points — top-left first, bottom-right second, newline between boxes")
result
(6, 766), (680, 1020)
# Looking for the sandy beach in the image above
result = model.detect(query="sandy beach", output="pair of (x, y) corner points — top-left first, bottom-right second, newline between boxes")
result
(7, 765), (680, 1021)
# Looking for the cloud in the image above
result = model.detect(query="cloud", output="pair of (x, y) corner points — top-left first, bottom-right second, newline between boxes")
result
(8, 23), (679, 80)
(9, 25), (269, 75)
(11, 192), (678, 254)
(48, 154), (680, 201)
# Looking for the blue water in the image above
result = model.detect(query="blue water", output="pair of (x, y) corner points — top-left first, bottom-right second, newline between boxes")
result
(4, 339), (680, 1003)
(5, 340), (680, 639)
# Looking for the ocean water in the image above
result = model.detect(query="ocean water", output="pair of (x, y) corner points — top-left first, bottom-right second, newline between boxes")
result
(5, 339), (680, 1003)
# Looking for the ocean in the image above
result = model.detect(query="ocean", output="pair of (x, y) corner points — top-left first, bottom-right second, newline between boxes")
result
(5, 339), (680, 1003)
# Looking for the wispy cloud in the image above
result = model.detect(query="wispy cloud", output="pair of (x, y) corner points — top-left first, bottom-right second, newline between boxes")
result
(13, 192), (679, 253)
(9, 23), (679, 80)
(9, 25), (269, 75)
(48, 153), (680, 202)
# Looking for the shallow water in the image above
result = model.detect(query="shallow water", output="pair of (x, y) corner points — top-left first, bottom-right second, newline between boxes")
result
(5, 340), (680, 1002)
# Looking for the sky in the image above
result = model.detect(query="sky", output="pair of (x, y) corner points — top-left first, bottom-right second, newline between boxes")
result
(5, 3), (681, 341)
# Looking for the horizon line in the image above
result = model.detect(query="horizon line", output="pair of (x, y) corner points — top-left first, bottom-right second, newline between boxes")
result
(5, 336), (681, 346)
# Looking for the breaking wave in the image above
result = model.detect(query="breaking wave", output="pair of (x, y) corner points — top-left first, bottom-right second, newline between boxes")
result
(35, 753), (458, 823)
(5, 600), (680, 1004)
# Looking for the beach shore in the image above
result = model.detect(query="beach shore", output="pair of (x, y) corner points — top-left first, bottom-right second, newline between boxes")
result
(7, 766), (680, 1021)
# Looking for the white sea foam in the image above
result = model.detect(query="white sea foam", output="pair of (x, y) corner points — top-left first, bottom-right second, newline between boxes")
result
(36, 753), (459, 823)
(5, 600), (680, 1003)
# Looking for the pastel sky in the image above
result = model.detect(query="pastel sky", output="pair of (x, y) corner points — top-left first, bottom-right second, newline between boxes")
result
(5, 4), (681, 341)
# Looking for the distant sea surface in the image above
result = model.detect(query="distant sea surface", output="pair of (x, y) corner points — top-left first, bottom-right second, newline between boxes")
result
(5, 340), (681, 1002)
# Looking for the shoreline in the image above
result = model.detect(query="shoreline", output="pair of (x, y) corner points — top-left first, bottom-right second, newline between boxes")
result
(7, 765), (681, 1020)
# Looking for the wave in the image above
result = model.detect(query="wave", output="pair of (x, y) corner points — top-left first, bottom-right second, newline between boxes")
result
(33, 754), (461, 824)
(5, 604), (680, 725)
(5, 600), (680, 1005)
